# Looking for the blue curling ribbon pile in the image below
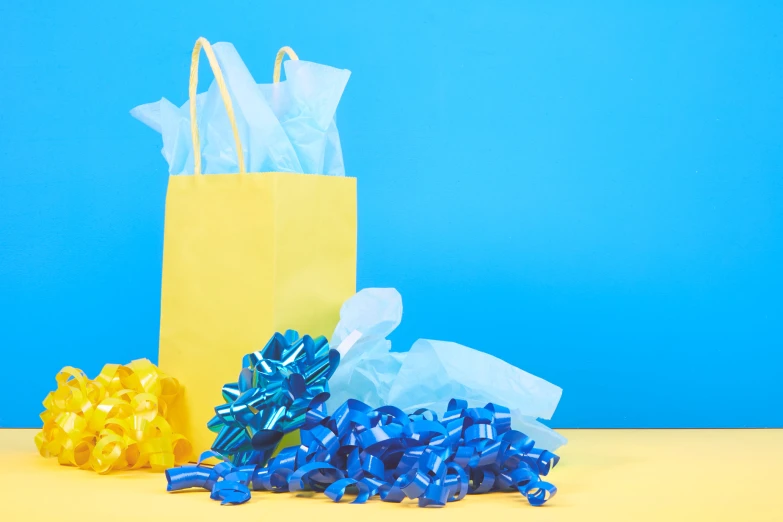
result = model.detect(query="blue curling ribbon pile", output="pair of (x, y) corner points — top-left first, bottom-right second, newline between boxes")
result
(207, 330), (339, 466)
(168, 398), (559, 507)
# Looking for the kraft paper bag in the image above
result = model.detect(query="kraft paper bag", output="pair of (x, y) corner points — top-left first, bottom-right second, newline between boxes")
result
(156, 39), (356, 458)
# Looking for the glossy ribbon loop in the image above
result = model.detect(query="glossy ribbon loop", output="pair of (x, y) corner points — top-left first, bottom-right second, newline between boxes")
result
(167, 397), (559, 508)
(208, 330), (340, 466)
(36, 359), (191, 473)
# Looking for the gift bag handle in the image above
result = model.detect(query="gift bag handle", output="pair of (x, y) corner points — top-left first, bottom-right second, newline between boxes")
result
(189, 37), (246, 175)
(273, 46), (299, 83)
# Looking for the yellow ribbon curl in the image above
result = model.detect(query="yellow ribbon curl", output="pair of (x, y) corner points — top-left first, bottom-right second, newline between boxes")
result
(34, 359), (192, 473)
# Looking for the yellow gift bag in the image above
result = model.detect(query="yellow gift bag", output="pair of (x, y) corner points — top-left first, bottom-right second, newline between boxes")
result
(158, 38), (356, 458)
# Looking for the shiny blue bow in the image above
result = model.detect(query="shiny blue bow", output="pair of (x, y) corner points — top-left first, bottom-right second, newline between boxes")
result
(206, 330), (340, 466)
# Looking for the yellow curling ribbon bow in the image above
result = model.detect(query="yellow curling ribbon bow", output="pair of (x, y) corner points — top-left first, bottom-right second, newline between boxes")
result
(35, 359), (192, 474)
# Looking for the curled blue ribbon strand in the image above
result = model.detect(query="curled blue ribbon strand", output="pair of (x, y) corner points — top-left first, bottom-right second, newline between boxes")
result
(207, 330), (339, 466)
(167, 396), (559, 507)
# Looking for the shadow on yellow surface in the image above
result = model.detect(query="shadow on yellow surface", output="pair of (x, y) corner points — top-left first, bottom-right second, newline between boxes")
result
(2, 429), (781, 521)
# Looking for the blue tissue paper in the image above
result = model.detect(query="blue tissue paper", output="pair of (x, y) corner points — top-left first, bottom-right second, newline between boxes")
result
(326, 289), (566, 451)
(130, 42), (349, 176)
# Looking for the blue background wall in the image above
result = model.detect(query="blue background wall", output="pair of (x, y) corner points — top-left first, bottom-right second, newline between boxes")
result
(1, 1), (781, 428)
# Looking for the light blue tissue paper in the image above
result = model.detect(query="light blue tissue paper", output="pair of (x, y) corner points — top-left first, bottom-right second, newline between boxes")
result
(208, 42), (301, 174)
(512, 415), (568, 450)
(258, 60), (350, 176)
(326, 288), (566, 451)
(388, 339), (562, 421)
(326, 289), (404, 410)
(130, 42), (349, 176)
(330, 288), (402, 349)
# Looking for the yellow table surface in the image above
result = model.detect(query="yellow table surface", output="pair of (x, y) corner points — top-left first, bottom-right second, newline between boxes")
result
(2, 429), (781, 521)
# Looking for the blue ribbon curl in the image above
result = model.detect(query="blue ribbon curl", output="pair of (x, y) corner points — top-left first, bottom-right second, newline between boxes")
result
(167, 397), (559, 508)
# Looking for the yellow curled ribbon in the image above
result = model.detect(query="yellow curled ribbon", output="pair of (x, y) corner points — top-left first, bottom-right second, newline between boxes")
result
(34, 359), (192, 473)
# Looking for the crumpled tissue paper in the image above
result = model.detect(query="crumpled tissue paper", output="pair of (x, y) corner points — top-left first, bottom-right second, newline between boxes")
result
(327, 288), (566, 450)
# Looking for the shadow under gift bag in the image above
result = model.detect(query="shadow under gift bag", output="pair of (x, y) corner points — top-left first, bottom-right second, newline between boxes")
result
(155, 38), (356, 459)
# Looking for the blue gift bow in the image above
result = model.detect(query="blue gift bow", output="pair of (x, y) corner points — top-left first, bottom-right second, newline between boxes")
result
(167, 398), (559, 507)
(207, 330), (340, 466)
